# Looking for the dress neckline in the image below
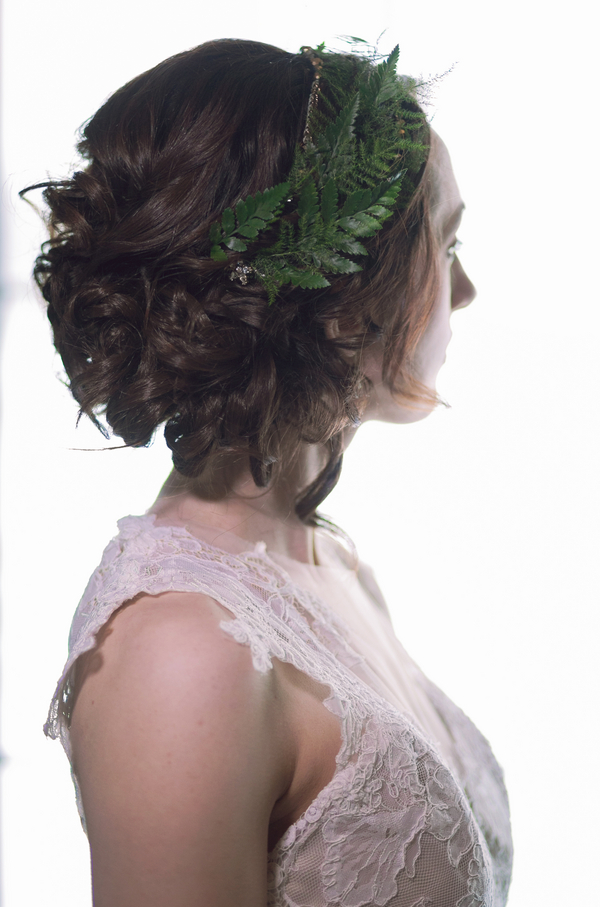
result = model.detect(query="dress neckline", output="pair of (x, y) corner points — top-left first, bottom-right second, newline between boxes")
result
(140, 511), (355, 576)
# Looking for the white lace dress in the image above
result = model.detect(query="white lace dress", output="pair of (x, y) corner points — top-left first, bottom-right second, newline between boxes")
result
(45, 514), (513, 907)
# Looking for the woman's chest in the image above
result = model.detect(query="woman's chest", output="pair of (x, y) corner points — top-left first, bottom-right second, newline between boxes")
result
(265, 683), (505, 907)
(258, 575), (511, 904)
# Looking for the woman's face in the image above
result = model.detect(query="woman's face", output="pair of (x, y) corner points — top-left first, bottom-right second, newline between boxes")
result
(362, 131), (476, 424)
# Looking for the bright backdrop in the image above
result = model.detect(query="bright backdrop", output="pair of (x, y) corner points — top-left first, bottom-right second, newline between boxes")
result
(1, 2), (598, 905)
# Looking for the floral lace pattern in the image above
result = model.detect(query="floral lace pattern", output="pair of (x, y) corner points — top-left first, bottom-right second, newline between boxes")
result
(46, 515), (512, 907)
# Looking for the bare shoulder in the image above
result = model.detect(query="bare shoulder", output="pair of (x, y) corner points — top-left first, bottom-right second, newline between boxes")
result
(70, 591), (293, 907)
(72, 591), (257, 713)
(71, 592), (275, 773)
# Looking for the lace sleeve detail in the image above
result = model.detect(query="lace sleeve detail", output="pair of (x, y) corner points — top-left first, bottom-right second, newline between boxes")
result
(44, 516), (277, 748)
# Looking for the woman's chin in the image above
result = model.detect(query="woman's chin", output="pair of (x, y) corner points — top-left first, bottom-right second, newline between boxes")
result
(362, 393), (437, 425)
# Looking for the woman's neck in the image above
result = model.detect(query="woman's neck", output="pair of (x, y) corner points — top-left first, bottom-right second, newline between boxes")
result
(149, 445), (325, 564)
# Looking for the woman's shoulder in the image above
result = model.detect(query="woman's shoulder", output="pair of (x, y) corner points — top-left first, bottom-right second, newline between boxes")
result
(69, 512), (280, 657)
(69, 587), (295, 906)
(47, 513), (285, 744)
(70, 588), (281, 753)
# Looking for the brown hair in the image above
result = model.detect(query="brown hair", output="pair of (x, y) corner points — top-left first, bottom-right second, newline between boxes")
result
(26, 39), (439, 521)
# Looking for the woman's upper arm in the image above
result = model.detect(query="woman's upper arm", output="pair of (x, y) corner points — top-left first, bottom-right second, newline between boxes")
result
(70, 592), (291, 907)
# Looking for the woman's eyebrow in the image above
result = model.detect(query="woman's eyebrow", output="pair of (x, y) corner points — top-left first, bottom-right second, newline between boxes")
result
(444, 203), (465, 237)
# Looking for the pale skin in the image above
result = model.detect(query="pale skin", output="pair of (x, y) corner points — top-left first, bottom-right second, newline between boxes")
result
(69, 132), (476, 906)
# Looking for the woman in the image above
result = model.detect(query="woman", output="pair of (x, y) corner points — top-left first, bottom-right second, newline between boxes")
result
(31, 39), (512, 906)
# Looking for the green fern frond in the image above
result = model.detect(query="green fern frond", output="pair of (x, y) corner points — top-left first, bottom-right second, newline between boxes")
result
(208, 44), (431, 299)
(298, 179), (320, 228)
(210, 182), (290, 260)
(318, 94), (360, 185)
(320, 179), (338, 226)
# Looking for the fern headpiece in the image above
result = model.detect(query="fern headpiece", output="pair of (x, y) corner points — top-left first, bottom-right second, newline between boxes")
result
(209, 44), (429, 303)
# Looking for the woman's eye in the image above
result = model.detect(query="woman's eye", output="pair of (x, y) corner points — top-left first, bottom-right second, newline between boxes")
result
(447, 238), (463, 261)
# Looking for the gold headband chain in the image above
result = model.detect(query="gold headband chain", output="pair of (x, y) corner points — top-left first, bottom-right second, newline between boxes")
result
(300, 46), (324, 148)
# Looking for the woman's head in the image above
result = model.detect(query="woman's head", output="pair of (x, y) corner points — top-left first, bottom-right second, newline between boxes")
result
(361, 130), (476, 423)
(27, 39), (464, 519)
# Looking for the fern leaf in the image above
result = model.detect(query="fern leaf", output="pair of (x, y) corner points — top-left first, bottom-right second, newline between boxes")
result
(209, 182), (290, 259)
(321, 94), (359, 182)
(373, 46), (400, 106)
(221, 207), (235, 236)
(272, 220), (296, 253)
(340, 188), (373, 218)
(340, 35), (371, 45)
(338, 213), (381, 236)
(225, 236), (247, 252)
(209, 223), (223, 245)
(289, 271), (331, 289)
(366, 205), (389, 217)
(360, 45), (401, 110)
(235, 199), (249, 226)
(372, 178), (403, 207)
(298, 179), (319, 225)
(252, 182), (290, 222)
(387, 169), (406, 185)
(321, 179), (338, 226)
(385, 45), (400, 75)
(237, 222), (260, 239)
(210, 244), (228, 262)
(317, 252), (362, 274)
(336, 236), (368, 256)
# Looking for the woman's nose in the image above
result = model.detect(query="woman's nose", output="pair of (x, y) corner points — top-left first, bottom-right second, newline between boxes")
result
(451, 257), (476, 311)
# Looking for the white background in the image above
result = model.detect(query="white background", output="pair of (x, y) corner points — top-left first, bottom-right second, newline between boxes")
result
(1, 2), (598, 904)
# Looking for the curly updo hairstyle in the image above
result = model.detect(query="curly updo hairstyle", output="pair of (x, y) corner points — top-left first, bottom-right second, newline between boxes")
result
(28, 39), (439, 521)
